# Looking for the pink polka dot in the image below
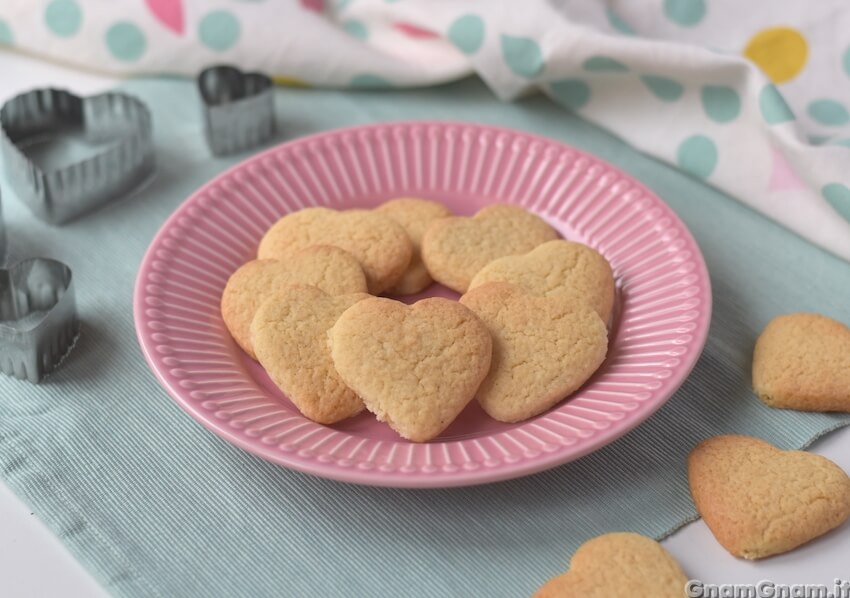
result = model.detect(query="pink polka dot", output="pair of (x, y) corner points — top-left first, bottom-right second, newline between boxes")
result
(300, 0), (324, 12)
(394, 21), (438, 39)
(145, 0), (184, 34)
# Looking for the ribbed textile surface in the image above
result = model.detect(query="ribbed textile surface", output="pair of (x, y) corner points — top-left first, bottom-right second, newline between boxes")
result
(1, 78), (848, 598)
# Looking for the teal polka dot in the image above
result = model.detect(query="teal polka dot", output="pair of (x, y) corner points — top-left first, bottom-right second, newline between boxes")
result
(700, 85), (740, 123)
(843, 46), (850, 78)
(0, 19), (12, 45)
(44, 0), (82, 38)
(808, 99), (850, 127)
(550, 79), (590, 110)
(759, 84), (794, 124)
(640, 75), (683, 101)
(606, 8), (634, 35)
(447, 14), (484, 55)
(676, 135), (717, 179)
(831, 138), (850, 148)
(343, 19), (368, 39)
(822, 183), (850, 222)
(500, 35), (544, 78)
(582, 56), (628, 73)
(351, 74), (392, 88)
(199, 10), (240, 52)
(663, 0), (705, 27)
(809, 135), (830, 145)
(105, 22), (146, 62)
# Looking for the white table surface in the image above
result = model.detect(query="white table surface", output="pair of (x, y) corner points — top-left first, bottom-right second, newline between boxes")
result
(1, 49), (848, 598)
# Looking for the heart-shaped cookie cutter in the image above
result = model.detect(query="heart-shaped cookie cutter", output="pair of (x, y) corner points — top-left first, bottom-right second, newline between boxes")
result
(0, 88), (155, 225)
(0, 258), (79, 383)
(0, 187), (7, 265)
(198, 65), (276, 156)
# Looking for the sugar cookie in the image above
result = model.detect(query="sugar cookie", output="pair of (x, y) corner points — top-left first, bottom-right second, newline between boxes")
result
(329, 297), (492, 442)
(421, 204), (559, 293)
(688, 435), (850, 560)
(221, 246), (367, 358)
(251, 285), (370, 424)
(460, 283), (608, 422)
(257, 207), (412, 294)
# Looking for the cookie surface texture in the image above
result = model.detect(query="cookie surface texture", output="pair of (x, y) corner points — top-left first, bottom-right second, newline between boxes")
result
(534, 532), (689, 598)
(329, 297), (492, 442)
(421, 204), (559, 293)
(257, 207), (412, 294)
(753, 313), (850, 412)
(688, 435), (850, 560)
(460, 283), (608, 423)
(221, 248), (367, 358)
(469, 240), (615, 322)
(251, 285), (371, 424)
(377, 197), (453, 295)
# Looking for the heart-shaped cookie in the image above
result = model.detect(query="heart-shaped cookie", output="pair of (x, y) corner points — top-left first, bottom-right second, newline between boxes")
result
(688, 435), (850, 559)
(421, 204), (559, 293)
(460, 283), (608, 423)
(535, 533), (689, 598)
(251, 285), (370, 424)
(197, 65), (275, 156)
(752, 313), (850, 412)
(258, 207), (412, 294)
(329, 297), (492, 442)
(469, 240), (616, 323)
(376, 197), (453, 295)
(221, 245), (367, 359)
(0, 88), (154, 224)
(0, 258), (80, 383)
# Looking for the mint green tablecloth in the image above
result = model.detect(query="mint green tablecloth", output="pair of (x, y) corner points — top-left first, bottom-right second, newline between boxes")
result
(1, 78), (849, 598)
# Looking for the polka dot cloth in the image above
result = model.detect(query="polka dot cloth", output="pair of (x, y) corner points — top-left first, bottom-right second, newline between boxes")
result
(2, 0), (849, 260)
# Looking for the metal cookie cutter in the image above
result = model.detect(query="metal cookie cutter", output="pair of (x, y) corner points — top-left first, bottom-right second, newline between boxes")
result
(198, 65), (275, 156)
(0, 258), (79, 383)
(0, 187), (7, 265)
(0, 88), (154, 225)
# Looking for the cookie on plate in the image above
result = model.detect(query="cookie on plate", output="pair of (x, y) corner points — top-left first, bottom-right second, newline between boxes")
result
(329, 297), (492, 442)
(421, 204), (559, 293)
(752, 313), (850, 413)
(688, 434), (850, 560)
(251, 285), (370, 424)
(221, 246), (368, 358)
(534, 532), (689, 598)
(468, 240), (615, 323)
(376, 197), (453, 295)
(257, 207), (412, 294)
(459, 283), (608, 422)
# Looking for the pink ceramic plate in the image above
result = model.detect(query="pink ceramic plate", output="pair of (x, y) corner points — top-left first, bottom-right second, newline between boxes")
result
(134, 121), (711, 488)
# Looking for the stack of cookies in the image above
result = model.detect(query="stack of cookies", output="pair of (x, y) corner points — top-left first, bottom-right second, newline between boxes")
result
(221, 199), (615, 442)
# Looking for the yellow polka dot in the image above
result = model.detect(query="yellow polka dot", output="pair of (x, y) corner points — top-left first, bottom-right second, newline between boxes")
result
(744, 27), (808, 84)
(272, 75), (310, 88)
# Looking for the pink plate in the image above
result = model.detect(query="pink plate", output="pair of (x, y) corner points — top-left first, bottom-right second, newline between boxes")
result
(134, 121), (711, 488)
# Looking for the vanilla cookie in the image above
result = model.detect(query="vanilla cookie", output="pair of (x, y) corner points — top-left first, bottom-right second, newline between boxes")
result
(251, 285), (370, 424)
(688, 435), (850, 560)
(421, 204), (559, 293)
(753, 313), (850, 413)
(376, 197), (453, 295)
(469, 240), (615, 322)
(535, 533), (689, 598)
(257, 207), (412, 294)
(329, 297), (492, 442)
(459, 283), (608, 422)
(221, 247), (367, 358)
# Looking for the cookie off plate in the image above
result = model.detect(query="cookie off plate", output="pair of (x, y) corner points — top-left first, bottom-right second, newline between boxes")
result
(134, 122), (711, 488)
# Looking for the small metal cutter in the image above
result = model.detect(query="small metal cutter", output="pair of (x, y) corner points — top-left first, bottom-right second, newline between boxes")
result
(0, 187), (6, 265)
(0, 258), (79, 383)
(0, 88), (155, 225)
(198, 65), (276, 156)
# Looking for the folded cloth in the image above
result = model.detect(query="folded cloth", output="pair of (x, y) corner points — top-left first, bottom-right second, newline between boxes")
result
(0, 0), (849, 263)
